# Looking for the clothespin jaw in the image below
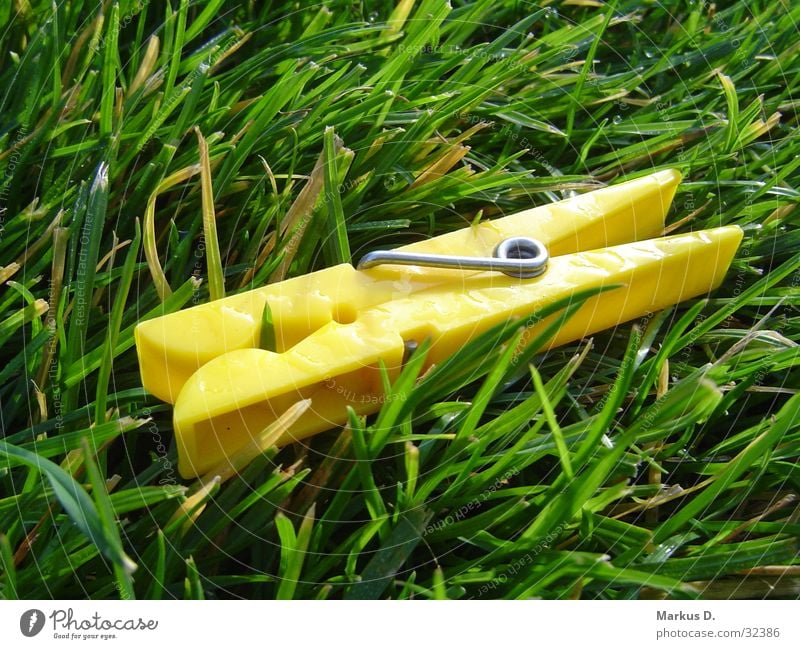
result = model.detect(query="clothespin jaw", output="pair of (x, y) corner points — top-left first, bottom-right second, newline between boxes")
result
(134, 169), (743, 478)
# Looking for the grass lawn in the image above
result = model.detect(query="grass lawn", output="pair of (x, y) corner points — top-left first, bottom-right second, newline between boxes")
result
(0, 0), (799, 600)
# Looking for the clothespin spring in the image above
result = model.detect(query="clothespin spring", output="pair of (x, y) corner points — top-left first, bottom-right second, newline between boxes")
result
(357, 236), (549, 279)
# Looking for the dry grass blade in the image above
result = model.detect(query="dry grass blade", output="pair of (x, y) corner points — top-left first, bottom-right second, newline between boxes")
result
(199, 398), (313, 485)
(128, 35), (160, 96)
(143, 164), (201, 301)
(411, 144), (471, 188)
(269, 147), (328, 282)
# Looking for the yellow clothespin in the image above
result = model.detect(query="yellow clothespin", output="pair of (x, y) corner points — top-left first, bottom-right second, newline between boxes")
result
(135, 169), (742, 477)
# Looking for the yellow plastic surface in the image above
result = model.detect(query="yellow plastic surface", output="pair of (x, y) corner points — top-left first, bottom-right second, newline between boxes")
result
(132, 167), (746, 478)
(171, 225), (742, 477)
(135, 169), (681, 403)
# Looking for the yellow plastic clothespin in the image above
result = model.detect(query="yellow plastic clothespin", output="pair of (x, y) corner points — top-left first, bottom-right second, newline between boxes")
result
(135, 169), (742, 477)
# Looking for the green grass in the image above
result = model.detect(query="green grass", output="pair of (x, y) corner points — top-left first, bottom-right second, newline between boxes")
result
(1, 0), (799, 600)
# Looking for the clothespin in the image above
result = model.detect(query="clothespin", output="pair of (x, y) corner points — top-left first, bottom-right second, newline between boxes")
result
(135, 169), (742, 477)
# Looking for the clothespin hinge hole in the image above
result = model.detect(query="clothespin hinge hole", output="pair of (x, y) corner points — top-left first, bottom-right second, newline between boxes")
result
(333, 305), (358, 324)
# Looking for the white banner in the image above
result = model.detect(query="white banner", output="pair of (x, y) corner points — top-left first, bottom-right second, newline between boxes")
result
(1, 600), (798, 647)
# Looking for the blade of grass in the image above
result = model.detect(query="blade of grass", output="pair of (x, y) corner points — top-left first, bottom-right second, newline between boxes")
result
(653, 393), (800, 544)
(195, 127), (225, 301)
(95, 219), (141, 423)
(0, 439), (136, 576)
(100, 1), (119, 139)
(344, 506), (432, 600)
(530, 363), (573, 480)
(321, 125), (353, 265)
(63, 162), (109, 411)
(80, 438), (136, 598)
(275, 504), (316, 599)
